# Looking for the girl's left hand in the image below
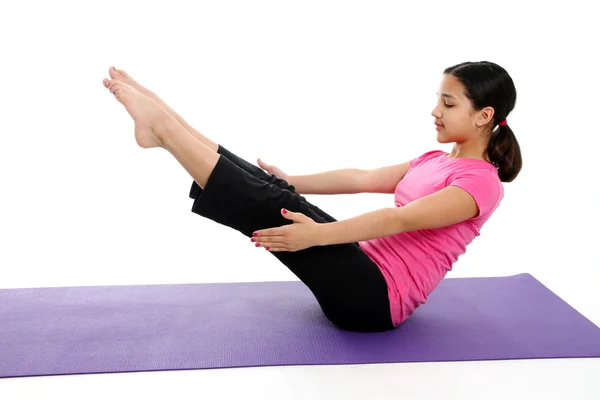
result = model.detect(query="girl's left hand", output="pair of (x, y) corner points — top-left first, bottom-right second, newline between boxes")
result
(252, 209), (323, 252)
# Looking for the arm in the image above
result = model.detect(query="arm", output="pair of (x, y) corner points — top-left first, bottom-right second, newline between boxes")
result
(287, 160), (412, 195)
(317, 186), (479, 246)
(287, 169), (368, 194)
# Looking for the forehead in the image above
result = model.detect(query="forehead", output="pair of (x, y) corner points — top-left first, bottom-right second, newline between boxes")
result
(437, 74), (465, 100)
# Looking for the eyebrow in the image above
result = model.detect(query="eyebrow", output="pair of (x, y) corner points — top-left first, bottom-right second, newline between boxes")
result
(436, 92), (456, 100)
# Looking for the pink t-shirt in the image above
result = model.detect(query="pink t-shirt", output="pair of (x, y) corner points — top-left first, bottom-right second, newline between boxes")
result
(358, 150), (504, 327)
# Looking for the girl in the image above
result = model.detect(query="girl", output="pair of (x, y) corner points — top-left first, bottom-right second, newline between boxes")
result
(103, 61), (521, 333)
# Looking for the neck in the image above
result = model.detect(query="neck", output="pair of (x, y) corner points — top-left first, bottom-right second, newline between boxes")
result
(449, 139), (490, 161)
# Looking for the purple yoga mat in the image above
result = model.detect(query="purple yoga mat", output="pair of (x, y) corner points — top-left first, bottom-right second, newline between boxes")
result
(1, 273), (599, 378)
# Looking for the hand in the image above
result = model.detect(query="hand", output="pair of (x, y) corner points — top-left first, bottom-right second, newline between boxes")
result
(252, 209), (323, 252)
(257, 158), (288, 181)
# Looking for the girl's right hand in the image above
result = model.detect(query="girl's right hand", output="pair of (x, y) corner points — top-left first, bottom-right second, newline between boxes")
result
(257, 158), (289, 181)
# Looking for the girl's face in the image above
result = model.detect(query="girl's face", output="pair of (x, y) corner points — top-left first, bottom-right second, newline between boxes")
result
(431, 74), (494, 144)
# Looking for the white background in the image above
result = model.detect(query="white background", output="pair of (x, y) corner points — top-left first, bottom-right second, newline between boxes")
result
(1, 0), (599, 398)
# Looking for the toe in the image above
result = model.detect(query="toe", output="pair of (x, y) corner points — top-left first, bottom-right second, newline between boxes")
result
(110, 80), (134, 96)
(109, 66), (127, 80)
(108, 67), (120, 80)
(108, 80), (120, 94)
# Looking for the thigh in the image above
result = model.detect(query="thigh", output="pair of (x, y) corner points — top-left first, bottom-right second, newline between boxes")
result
(190, 155), (392, 331)
(189, 144), (338, 224)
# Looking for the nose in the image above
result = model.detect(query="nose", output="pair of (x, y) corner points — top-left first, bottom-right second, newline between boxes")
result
(431, 105), (441, 118)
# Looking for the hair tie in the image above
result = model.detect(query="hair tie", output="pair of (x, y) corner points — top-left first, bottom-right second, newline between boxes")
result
(499, 119), (508, 126)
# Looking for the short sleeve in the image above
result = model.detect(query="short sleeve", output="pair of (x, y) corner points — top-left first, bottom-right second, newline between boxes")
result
(447, 171), (502, 218)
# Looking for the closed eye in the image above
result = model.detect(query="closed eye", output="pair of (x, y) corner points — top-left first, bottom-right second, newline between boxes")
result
(436, 99), (454, 108)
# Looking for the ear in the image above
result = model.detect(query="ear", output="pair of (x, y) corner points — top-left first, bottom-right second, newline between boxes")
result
(477, 106), (496, 127)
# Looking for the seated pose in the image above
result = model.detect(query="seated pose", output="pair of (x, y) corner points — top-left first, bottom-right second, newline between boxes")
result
(102, 61), (521, 333)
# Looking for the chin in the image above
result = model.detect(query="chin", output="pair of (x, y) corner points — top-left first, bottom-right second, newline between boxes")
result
(436, 128), (458, 144)
(436, 134), (451, 144)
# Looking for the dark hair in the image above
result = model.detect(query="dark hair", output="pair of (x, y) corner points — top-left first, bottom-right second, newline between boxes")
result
(443, 61), (522, 182)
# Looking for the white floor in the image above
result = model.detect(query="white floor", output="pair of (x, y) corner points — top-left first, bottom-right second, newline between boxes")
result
(1, 357), (598, 399)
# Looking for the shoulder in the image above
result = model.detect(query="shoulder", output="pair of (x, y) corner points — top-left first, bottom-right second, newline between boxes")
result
(410, 150), (447, 167)
(447, 167), (504, 219)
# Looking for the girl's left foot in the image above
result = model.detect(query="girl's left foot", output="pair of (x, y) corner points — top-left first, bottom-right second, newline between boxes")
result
(103, 78), (176, 149)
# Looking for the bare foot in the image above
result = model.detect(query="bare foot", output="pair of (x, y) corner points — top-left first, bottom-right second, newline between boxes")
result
(103, 78), (175, 149)
(108, 67), (181, 122)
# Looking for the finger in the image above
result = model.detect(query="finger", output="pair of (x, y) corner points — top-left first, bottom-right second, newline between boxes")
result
(253, 239), (285, 250)
(265, 246), (287, 252)
(253, 228), (285, 238)
(254, 241), (282, 249)
(254, 229), (280, 237)
(253, 235), (285, 242)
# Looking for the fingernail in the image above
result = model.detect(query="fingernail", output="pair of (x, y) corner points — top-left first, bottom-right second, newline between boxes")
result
(282, 209), (287, 214)
(255, 243), (260, 247)
(251, 238), (255, 242)
(253, 232), (257, 236)
(266, 247), (270, 250)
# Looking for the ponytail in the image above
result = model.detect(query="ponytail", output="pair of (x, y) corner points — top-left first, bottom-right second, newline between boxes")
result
(486, 122), (522, 182)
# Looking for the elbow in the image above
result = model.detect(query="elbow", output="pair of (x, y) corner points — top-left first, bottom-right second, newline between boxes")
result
(358, 169), (373, 193)
(371, 208), (410, 237)
(360, 169), (391, 194)
(393, 208), (415, 234)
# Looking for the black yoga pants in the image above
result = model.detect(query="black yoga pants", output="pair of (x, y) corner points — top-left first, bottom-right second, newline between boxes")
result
(188, 144), (394, 332)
